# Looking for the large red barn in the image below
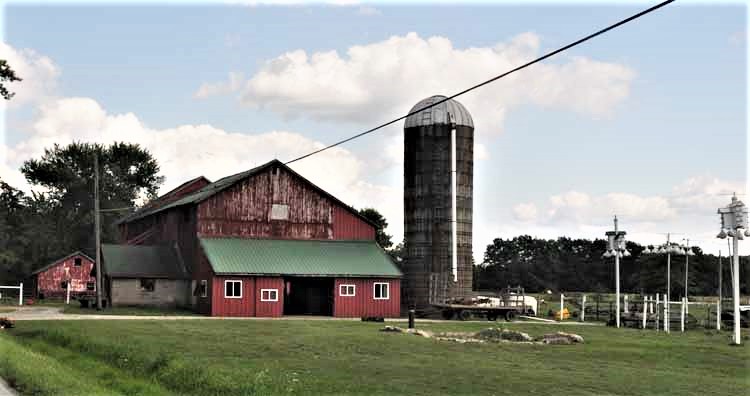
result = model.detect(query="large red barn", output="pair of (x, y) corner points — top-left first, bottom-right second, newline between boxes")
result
(110, 159), (401, 317)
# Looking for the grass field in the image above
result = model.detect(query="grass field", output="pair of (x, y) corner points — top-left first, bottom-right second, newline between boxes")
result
(1, 320), (748, 396)
(61, 305), (199, 316)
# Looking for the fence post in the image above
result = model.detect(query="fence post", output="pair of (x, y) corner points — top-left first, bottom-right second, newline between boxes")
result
(581, 295), (586, 322)
(596, 295), (600, 321)
(642, 296), (648, 329)
(18, 282), (23, 306)
(662, 294), (669, 333)
(655, 294), (660, 331)
(680, 297), (685, 332)
(624, 294), (629, 314)
(66, 282), (71, 305)
(559, 293), (564, 321)
(716, 299), (721, 330)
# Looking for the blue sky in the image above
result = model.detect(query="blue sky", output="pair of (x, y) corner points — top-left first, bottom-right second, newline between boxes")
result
(1, 1), (747, 257)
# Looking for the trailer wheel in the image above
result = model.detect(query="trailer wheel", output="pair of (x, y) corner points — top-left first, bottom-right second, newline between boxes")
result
(505, 310), (517, 322)
(441, 309), (455, 320)
(486, 312), (498, 321)
(457, 310), (471, 321)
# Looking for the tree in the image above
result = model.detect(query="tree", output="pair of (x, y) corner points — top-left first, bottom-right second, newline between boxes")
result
(358, 207), (393, 249)
(0, 179), (30, 283)
(0, 59), (22, 100)
(21, 142), (164, 249)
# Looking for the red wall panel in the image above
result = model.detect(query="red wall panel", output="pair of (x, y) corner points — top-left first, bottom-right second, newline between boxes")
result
(211, 276), (256, 317)
(333, 278), (400, 318)
(332, 206), (375, 240)
(255, 277), (284, 317)
(36, 254), (96, 298)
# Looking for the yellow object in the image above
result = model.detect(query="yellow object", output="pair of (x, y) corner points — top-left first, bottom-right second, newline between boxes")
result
(555, 308), (571, 320)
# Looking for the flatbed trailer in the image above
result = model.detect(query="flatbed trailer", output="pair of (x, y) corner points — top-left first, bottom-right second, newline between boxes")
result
(433, 302), (527, 321)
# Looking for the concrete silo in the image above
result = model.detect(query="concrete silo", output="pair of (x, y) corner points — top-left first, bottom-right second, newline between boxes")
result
(403, 95), (474, 310)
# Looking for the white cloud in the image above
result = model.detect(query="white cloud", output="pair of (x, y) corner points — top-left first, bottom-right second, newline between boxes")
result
(357, 6), (381, 16)
(197, 32), (635, 134)
(2, 95), (406, 239)
(194, 72), (246, 99)
(0, 42), (60, 108)
(512, 202), (538, 222)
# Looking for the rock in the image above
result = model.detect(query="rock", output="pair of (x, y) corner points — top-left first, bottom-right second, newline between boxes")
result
(477, 328), (533, 342)
(380, 326), (404, 333)
(538, 331), (584, 345)
(406, 329), (433, 338)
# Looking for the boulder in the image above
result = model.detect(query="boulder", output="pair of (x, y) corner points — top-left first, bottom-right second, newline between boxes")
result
(380, 326), (404, 333)
(476, 328), (533, 342)
(539, 331), (584, 344)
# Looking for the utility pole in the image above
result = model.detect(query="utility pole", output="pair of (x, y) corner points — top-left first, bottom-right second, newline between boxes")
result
(604, 216), (629, 328)
(94, 152), (102, 310)
(684, 239), (689, 314)
(716, 194), (747, 345)
(718, 250), (722, 327)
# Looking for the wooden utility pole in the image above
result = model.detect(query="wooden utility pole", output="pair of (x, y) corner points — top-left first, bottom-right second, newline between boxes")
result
(94, 152), (103, 310)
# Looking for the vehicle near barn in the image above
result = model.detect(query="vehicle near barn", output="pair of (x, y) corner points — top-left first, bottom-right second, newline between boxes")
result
(435, 287), (537, 321)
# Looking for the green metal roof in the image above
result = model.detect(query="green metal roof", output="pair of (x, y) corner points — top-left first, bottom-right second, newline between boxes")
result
(101, 244), (188, 279)
(200, 238), (402, 278)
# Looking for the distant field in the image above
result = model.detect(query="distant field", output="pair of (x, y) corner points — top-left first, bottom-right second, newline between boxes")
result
(1, 319), (748, 396)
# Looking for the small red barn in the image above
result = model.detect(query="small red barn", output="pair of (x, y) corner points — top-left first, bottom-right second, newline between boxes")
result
(112, 159), (402, 317)
(32, 251), (96, 299)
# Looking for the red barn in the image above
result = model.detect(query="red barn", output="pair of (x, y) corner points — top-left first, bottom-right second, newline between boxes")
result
(32, 251), (96, 299)
(111, 159), (401, 317)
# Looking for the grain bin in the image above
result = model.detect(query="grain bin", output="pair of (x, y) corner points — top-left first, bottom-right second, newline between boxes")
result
(403, 95), (473, 310)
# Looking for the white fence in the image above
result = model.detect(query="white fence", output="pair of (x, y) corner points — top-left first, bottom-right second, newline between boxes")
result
(0, 283), (23, 306)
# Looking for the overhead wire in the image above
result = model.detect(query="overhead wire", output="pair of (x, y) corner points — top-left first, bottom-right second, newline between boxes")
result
(285, 0), (675, 165)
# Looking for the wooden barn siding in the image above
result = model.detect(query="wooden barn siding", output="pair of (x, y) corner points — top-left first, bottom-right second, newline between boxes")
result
(333, 278), (401, 318)
(36, 254), (96, 297)
(254, 277), (284, 317)
(332, 206), (375, 240)
(209, 276), (284, 317)
(194, 247), (215, 315)
(197, 166), (374, 241)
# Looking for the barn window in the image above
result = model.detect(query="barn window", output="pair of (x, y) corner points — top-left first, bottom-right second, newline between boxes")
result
(74, 258), (82, 267)
(139, 279), (156, 292)
(199, 280), (207, 298)
(374, 283), (389, 300)
(224, 280), (242, 299)
(60, 281), (68, 290)
(260, 289), (278, 302)
(86, 282), (95, 291)
(339, 284), (355, 297)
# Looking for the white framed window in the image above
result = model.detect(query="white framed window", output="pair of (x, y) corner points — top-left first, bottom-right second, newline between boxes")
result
(339, 284), (356, 297)
(224, 280), (242, 299)
(374, 282), (389, 300)
(200, 280), (207, 298)
(261, 289), (278, 302)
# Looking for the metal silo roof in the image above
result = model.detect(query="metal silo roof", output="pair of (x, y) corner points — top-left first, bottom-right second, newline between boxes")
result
(404, 95), (474, 128)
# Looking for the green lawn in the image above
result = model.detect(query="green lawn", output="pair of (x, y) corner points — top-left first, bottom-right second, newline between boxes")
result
(1, 320), (748, 396)
(61, 305), (198, 316)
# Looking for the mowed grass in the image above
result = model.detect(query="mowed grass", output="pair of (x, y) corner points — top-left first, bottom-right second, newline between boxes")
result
(61, 305), (199, 316)
(2, 320), (749, 396)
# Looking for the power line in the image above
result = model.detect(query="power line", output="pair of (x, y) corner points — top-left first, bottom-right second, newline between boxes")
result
(285, 0), (675, 165)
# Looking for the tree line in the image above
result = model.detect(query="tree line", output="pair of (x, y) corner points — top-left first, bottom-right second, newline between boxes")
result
(1, 142), (162, 284)
(474, 235), (748, 297)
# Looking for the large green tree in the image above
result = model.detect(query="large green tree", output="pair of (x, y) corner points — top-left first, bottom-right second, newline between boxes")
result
(21, 142), (163, 254)
(357, 207), (393, 249)
(0, 59), (22, 100)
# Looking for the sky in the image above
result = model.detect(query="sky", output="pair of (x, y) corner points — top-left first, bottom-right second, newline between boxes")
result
(0, 0), (747, 260)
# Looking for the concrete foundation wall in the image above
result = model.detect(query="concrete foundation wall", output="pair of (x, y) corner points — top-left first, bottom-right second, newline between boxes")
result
(110, 278), (190, 307)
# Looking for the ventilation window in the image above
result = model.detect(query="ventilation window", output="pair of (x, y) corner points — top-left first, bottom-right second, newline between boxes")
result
(74, 258), (82, 267)
(86, 282), (95, 291)
(339, 284), (356, 297)
(260, 289), (278, 302)
(271, 204), (289, 220)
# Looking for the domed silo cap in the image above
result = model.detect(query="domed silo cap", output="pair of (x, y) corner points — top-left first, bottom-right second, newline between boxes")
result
(404, 95), (474, 128)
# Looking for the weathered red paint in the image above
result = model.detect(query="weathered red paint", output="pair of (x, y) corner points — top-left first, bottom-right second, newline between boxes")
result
(333, 278), (401, 318)
(196, 166), (374, 241)
(35, 253), (96, 298)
